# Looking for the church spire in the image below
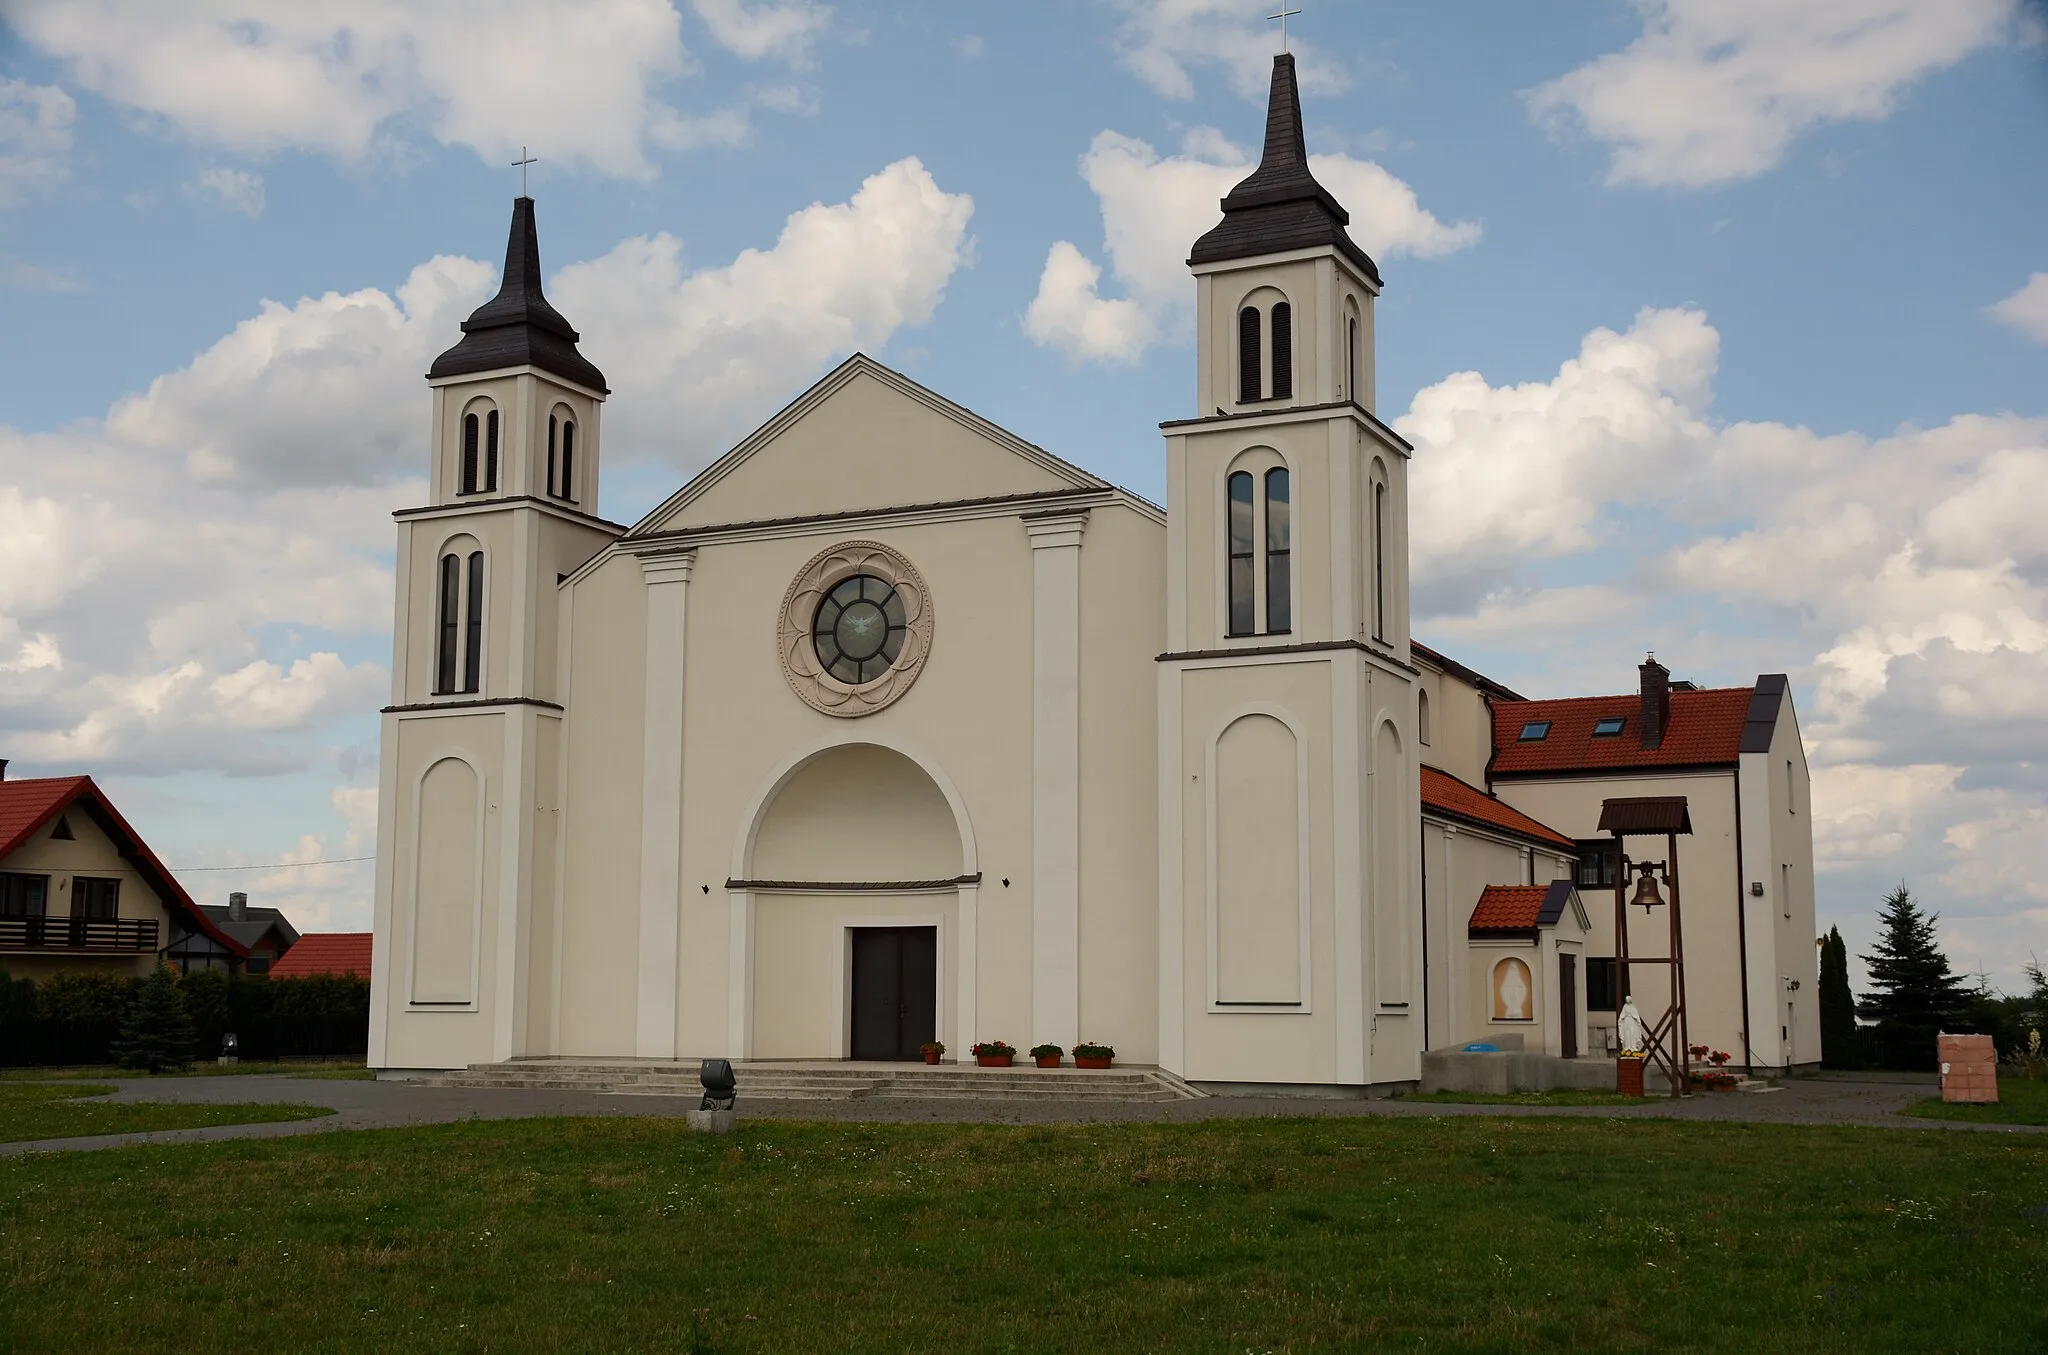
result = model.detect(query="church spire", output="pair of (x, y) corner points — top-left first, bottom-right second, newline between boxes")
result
(1187, 53), (1380, 285)
(429, 197), (609, 394)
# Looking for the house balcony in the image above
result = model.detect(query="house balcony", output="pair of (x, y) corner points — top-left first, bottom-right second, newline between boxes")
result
(0, 916), (160, 952)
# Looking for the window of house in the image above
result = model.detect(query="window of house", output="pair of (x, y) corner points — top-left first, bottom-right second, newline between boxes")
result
(50, 815), (74, 840)
(0, 872), (49, 917)
(436, 553), (462, 693)
(483, 410), (500, 492)
(1786, 759), (1796, 813)
(1518, 720), (1551, 741)
(1592, 716), (1626, 737)
(1227, 471), (1255, 636)
(73, 876), (119, 920)
(1270, 301), (1293, 400)
(1781, 862), (1792, 920)
(1575, 840), (1617, 889)
(547, 414), (559, 497)
(1347, 315), (1358, 401)
(559, 420), (576, 502)
(436, 548), (486, 696)
(1264, 467), (1290, 634)
(1418, 689), (1432, 746)
(1238, 307), (1261, 403)
(1586, 957), (1619, 1012)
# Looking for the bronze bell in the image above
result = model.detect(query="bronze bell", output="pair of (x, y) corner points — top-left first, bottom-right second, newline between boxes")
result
(1631, 869), (1667, 913)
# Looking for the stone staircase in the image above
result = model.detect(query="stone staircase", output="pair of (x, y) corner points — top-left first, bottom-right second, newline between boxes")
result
(435, 1058), (1206, 1103)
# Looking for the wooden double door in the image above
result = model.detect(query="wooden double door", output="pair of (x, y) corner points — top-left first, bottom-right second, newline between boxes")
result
(849, 926), (937, 1062)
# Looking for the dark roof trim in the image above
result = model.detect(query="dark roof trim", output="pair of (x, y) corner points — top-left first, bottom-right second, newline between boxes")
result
(725, 874), (982, 892)
(1411, 640), (1527, 702)
(1492, 762), (1737, 782)
(1423, 800), (1570, 851)
(1739, 673), (1789, 754)
(626, 487), (1106, 545)
(1159, 399), (1414, 452)
(1159, 639), (1419, 674)
(382, 696), (565, 714)
(1598, 796), (1694, 835)
(394, 496), (628, 533)
(1537, 878), (1574, 927)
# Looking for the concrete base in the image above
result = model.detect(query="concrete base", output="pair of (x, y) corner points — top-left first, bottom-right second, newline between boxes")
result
(1190, 1080), (1416, 1101)
(685, 1108), (735, 1134)
(1420, 1049), (1619, 1095)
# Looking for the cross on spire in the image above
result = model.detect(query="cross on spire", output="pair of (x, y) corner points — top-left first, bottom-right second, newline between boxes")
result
(512, 146), (538, 197)
(1267, 5), (1302, 53)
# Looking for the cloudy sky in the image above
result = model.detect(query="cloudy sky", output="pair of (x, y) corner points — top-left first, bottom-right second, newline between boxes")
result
(1, 1), (2043, 988)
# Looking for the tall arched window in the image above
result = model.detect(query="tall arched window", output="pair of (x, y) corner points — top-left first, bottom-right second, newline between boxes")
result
(547, 414), (559, 497)
(483, 410), (500, 492)
(1270, 302), (1293, 401)
(1418, 689), (1433, 746)
(436, 553), (461, 692)
(560, 420), (576, 502)
(1227, 471), (1255, 636)
(1264, 467), (1290, 634)
(460, 414), (480, 495)
(1373, 480), (1388, 641)
(1347, 316), (1359, 402)
(1237, 307), (1262, 404)
(463, 551), (485, 694)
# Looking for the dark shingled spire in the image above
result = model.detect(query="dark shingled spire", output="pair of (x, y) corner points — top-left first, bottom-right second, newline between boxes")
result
(1188, 54), (1381, 285)
(429, 197), (608, 393)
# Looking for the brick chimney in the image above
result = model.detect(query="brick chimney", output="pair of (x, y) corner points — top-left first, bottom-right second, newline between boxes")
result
(228, 891), (248, 921)
(1639, 653), (1670, 750)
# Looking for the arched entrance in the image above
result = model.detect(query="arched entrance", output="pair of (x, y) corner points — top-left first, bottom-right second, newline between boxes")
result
(729, 740), (977, 1060)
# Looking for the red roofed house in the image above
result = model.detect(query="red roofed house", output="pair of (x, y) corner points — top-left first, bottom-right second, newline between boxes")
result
(1412, 646), (1816, 1074)
(0, 763), (249, 980)
(268, 933), (372, 980)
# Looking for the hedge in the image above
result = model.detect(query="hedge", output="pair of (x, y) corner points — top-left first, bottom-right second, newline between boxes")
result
(0, 967), (369, 1067)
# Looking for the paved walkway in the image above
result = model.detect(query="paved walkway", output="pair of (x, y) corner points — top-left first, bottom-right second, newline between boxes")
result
(2, 1069), (2037, 1156)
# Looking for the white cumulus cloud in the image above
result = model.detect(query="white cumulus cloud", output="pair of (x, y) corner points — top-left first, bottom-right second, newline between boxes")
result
(1526, 0), (2018, 188)
(1027, 129), (1479, 364)
(6, 0), (723, 180)
(1110, 0), (1347, 100)
(555, 156), (974, 467)
(1988, 272), (2048, 342)
(191, 166), (265, 216)
(690, 0), (831, 65)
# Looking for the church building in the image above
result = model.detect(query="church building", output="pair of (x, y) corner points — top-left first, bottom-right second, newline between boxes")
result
(369, 56), (1820, 1090)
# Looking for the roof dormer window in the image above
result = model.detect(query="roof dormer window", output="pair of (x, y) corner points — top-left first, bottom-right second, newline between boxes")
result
(1592, 716), (1627, 737)
(1518, 721), (1551, 742)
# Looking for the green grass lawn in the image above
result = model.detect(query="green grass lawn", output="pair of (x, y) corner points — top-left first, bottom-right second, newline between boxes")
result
(0, 1082), (332, 1144)
(2, 1115), (2044, 1352)
(1903, 1075), (2048, 1127)
(1396, 1088), (1645, 1107)
(1, 1061), (372, 1081)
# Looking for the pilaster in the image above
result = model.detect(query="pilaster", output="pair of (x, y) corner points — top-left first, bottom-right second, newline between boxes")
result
(1025, 511), (1087, 1052)
(636, 550), (695, 1058)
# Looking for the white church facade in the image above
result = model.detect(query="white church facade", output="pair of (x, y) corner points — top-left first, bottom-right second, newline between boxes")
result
(369, 57), (1820, 1089)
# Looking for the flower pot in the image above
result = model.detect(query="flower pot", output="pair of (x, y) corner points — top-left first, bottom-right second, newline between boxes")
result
(1075, 1055), (1113, 1070)
(922, 1050), (942, 1066)
(1617, 1055), (1645, 1098)
(976, 1054), (1013, 1068)
(1034, 1054), (1061, 1069)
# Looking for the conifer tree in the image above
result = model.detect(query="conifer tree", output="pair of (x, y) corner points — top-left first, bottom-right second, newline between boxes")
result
(1857, 885), (1973, 1069)
(113, 964), (195, 1073)
(1817, 926), (1859, 1069)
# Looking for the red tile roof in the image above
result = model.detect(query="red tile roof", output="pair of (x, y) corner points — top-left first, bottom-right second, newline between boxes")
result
(1490, 687), (1754, 776)
(268, 933), (372, 980)
(1468, 880), (1577, 937)
(0, 775), (242, 954)
(1420, 766), (1576, 849)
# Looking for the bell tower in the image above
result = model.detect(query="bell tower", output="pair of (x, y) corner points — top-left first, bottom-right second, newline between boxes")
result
(1157, 54), (1421, 1090)
(369, 196), (621, 1073)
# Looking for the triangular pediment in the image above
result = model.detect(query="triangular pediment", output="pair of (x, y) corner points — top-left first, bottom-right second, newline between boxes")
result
(628, 355), (1106, 537)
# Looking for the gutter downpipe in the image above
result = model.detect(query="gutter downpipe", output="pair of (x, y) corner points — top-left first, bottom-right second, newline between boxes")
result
(1733, 765), (1755, 1077)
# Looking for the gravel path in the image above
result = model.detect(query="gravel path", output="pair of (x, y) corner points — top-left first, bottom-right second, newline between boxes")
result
(2, 1069), (2036, 1156)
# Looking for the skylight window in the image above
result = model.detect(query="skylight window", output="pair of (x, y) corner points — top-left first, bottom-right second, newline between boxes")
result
(1592, 716), (1627, 737)
(1518, 721), (1551, 742)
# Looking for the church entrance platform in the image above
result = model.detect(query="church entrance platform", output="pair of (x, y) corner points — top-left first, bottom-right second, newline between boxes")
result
(432, 1058), (1206, 1104)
